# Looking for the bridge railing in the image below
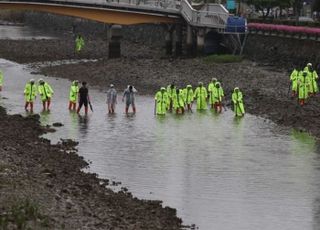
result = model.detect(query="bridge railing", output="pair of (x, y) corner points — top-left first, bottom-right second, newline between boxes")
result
(60, 0), (180, 12)
(180, 0), (229, 29)
(0, 0), (230, 28)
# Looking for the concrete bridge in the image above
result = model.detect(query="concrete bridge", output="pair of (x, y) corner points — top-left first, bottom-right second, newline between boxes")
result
(0, 0), (245, 56)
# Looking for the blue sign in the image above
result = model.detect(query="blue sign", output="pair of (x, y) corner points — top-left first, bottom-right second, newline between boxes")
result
(226, 0), (236, 10)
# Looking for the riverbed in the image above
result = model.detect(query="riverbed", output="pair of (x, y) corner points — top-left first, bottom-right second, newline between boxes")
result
(1, 58), (320, 230)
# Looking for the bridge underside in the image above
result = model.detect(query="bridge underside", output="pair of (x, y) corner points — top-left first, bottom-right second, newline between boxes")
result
(0, 2), (179, 25)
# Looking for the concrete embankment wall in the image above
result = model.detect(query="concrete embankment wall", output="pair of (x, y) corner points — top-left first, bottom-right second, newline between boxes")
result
(23, 12), (165, 46)
(244, 34), (320, 69)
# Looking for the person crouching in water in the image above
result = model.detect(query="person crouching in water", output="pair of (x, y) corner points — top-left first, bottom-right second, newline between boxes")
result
(77, 81), (90, 115)
(173, 89), (185, 114)
(38, 79), (54, 111)
(106, 84), (117, 114)
(122, 85), (137, 114)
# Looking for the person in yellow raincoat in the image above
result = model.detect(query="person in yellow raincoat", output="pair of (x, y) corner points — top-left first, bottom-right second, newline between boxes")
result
(208, 78), (217, 109)
(232, 87), (245, 117)
(304, 63), (318, 96)
(290, 68), (299, 97)
(155, 87), (168, 115)
(298, 71), (309, 106)
(212, 82), (224, 113)
(173, 89), (185, 114)
(0, 69), (3, 91)
(69, 80), (79, 111)
(75, 35), (85, 53)
(194, 82), (207, 110)
(183, 85), (194, 112)
(166, 83), (176, 112)
(38, 79), (54, 111)
(24, 79), (37, 113)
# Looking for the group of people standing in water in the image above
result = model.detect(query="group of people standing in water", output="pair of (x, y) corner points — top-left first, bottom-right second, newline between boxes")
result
(0, 69), (245, 117)
(155, 78), (245, 117)
(23, 78), (137, 115)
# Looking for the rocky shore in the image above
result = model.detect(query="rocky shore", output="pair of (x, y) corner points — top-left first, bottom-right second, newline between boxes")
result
(0, 106), (183, 229)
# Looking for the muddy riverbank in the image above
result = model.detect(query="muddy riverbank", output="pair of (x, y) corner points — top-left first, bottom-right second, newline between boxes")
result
(0, 106), (183, 229)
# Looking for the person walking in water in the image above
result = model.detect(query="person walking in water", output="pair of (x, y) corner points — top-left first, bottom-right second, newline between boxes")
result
(183, 85), (194, 112)
(232, 87), (245, 117)
(106, 84), (117, 114)
(167, 83), (176, 112)
(122, 85), (137, 114)
(77, 82), (90, 115)
(0, 69), (4, 91)
(38, 79), (54, 111)
(194, 82), (207, 110)
(173, 88), (185, 114)
(24, 79), (37, 113)
(155, 87), (168, 115)
(208, 78), (217, 109)
(212, 82), (224, 113)
(69, 80), (79, 111)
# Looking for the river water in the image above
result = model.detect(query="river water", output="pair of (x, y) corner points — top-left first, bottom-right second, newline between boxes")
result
(1, 26), (320, 230)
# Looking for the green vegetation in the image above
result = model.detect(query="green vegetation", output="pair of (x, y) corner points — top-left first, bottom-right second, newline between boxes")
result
(0, 199), (49, 230)
(203, 54), (243, 64)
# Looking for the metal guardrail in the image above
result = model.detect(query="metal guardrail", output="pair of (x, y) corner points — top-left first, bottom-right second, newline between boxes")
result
(180, 0), (229, 29)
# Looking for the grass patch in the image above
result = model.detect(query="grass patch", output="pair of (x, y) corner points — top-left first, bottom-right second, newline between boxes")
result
(0, 199), (49, 230)
(203, 54), (243, 64)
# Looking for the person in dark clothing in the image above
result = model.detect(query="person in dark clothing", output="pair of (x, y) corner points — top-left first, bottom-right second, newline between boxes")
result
(77, 81), (90, 115)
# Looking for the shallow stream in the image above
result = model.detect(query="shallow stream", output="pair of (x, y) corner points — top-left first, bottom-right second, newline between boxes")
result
(1, 59), (320, 230)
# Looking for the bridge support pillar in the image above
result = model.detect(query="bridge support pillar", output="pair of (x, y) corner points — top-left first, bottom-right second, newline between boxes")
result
(196, 28), (205, 55)
(109, 25), (122, 58)
(186, 25), (193, 56)
(165, 26), (174, 55)
(175, 24), (182, 56)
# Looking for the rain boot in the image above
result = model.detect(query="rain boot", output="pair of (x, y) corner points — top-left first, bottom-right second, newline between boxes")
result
(133, 106), (136, 114)
(25, 102), (29, 111)
(42, 101), (46, 111)
(47, 99), (51, 111)
(30, 102), (33, 113)
(85, 106), (88, 115)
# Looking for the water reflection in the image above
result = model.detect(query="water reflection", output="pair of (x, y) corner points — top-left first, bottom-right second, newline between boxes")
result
(0, 25), (56, 40)
(78, 115), (90, 138)
(290, 129), (316, 154)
